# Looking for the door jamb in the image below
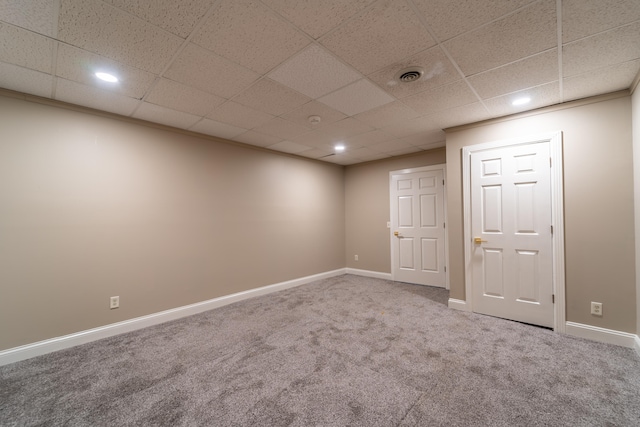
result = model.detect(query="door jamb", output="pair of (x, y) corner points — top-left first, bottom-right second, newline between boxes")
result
(462, 132), (565, 332)
(390, 164), (449, 289)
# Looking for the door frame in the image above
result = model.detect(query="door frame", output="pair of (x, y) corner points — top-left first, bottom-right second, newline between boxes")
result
(462, 132), (565, 332)
(390, 164), (449, 289)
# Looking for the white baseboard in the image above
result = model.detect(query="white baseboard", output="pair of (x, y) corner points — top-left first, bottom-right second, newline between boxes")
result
(565, 321), (638, 348)
(345, 268), (392, 280)
(0, 268), (347, 367)
(448, 298), (471, 312)
(634, 335), (640, 358)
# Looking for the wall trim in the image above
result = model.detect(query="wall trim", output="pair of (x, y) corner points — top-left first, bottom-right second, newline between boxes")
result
(565, 321), (637, 348)
(448, 298), (471, 312)
(345, 268), (392, 280)
(634, 335), (640, 358)
(0, 268), (347, 367)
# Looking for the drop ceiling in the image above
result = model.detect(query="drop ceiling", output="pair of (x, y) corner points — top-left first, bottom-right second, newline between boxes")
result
(1, 0), (639, 165)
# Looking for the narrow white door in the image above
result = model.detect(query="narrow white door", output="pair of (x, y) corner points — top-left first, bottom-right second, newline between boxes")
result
(470, 141), (554, 327)
(391, 168), (446, 287)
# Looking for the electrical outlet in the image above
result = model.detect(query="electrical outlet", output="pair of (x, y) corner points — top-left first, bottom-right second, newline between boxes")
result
(110, 296), (120, 309)
(354, 255), (358, 261)
(591, 301), (602, 316)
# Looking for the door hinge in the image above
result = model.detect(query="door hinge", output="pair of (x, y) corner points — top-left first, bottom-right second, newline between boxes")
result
(551, 225), (553, 234)
(443, 179), (445, 185)
(443, 222), (446, 229)
(549, 157), (552, 167)
(444, 266), (447, 272)
(552, 294), (555, 304)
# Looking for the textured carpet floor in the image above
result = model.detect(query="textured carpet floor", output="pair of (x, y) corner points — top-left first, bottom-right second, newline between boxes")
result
(1, 274), (639, 426)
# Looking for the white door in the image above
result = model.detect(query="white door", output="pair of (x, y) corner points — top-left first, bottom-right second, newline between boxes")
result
(470, 141), (554, 327)
(391, 167), (446, 287)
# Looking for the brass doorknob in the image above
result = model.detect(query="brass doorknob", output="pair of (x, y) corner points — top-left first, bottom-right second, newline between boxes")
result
(474, 237), (488, 244)
(394, 231), (400, 236)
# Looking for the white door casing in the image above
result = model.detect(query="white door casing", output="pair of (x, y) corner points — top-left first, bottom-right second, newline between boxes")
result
(462, 132), (565, 331)
(390, 165), (448, 288)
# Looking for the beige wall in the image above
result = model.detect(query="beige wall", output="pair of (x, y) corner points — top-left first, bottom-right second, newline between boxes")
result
(0, 94), (345, 351)
(446, 93), (636, 333)
(633, 86), (640, 337)
(344, 149), (446, 273)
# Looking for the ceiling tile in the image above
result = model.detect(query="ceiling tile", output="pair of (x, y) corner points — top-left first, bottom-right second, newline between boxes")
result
(268, 44), (362, 99)
(0, 23), (53, 73)
(317, 117), (374, 140)
(386, 146), (424, 157)
(290, 129), (341, 148)
(563, 22), (640, 77)
(402, 80), (478, 115)
(55, 44), (156, 99)
(297, 148), (333, 159)
(399, 130), (446, 147)
(415, 140), (446, 151)
(251, 117), (311, 140)
(483, 82), (561, 117)
(422, 102), (492, 129)
(232, 78), (311, 116)
(320, 0), (436, 74)
(207, 101), (274, 129)
(54, 78), (139, 116)
(413, 0), (536, 41)
(189, 118), (246, 140)
(367, 46), (462, 99)
(343, 130), (393, 148)
(469, 49), (558, 99)
(562, 0), (640, 43)
(381, 116), (439, 138)
(280, 100), (347, 129)
(191, 0), (310, 74)
(0, 62), (52, 97)
(323, 153), (361, 165)
(233, 130), (284, 147)
(318, 79), (394, 115)
(57, 0), (183, 74)
(353, 101), (420, 129)
(145, 78), (225, 117)
(368, 139), (414, 153)
(444, 0), (557, 76)
(267, 140), (313, 154)
(103, 0), (212, 38)
(133, 102), (201, 130)
(347, 147), (389, 161)
(164, 43), (260, 99)
(0, 0), (58, 37)
(262, 0), (376, 39)
(563, 60), (640, 102)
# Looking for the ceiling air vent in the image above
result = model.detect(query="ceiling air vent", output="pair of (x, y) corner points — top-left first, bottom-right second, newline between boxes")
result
(395, 67), (424, 83)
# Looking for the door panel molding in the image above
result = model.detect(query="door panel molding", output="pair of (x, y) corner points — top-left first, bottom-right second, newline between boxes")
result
(462, 132), (565, 332)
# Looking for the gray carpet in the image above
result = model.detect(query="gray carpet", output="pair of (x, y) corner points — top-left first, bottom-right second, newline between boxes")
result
(1, 274), (639, 426)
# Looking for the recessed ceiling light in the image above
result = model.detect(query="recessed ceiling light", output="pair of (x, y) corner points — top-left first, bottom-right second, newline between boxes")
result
(512, 97), (531, 106)
(95, 72), (118, 83)
(335, 144), (345, 152)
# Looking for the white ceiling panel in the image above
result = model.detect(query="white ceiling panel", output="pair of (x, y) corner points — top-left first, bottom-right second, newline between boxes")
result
(445, 0), (557, 76)
(146, 78), (226, 117)
(164, 43), (260, 99)
(268, 44), (362, 99)
(57, 0), (183, 74)
(56, 43), (156, 99)
(189, 118), (247, 140)
(0, 0), (58, 37)
(469, 49), (559, 99)
(0, 62), (52, 98)
(0, 0), (638, 165)
(103, 0), (213, 38)
(262, 0), (376, 39)
(320, 0), (436, 74)
(266, 140), (313, 154)
(191, 0), (310, 74)
(55, 78), (139, 116)
(414, 0), (536, 42)
(232, 78), (311, 116)
(562, 0), (640, 43)
(318, 79), (394, 116)
(563, 22), (640, 77)
(133, 101), (201, 130)
(0, 23), (53, 73)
